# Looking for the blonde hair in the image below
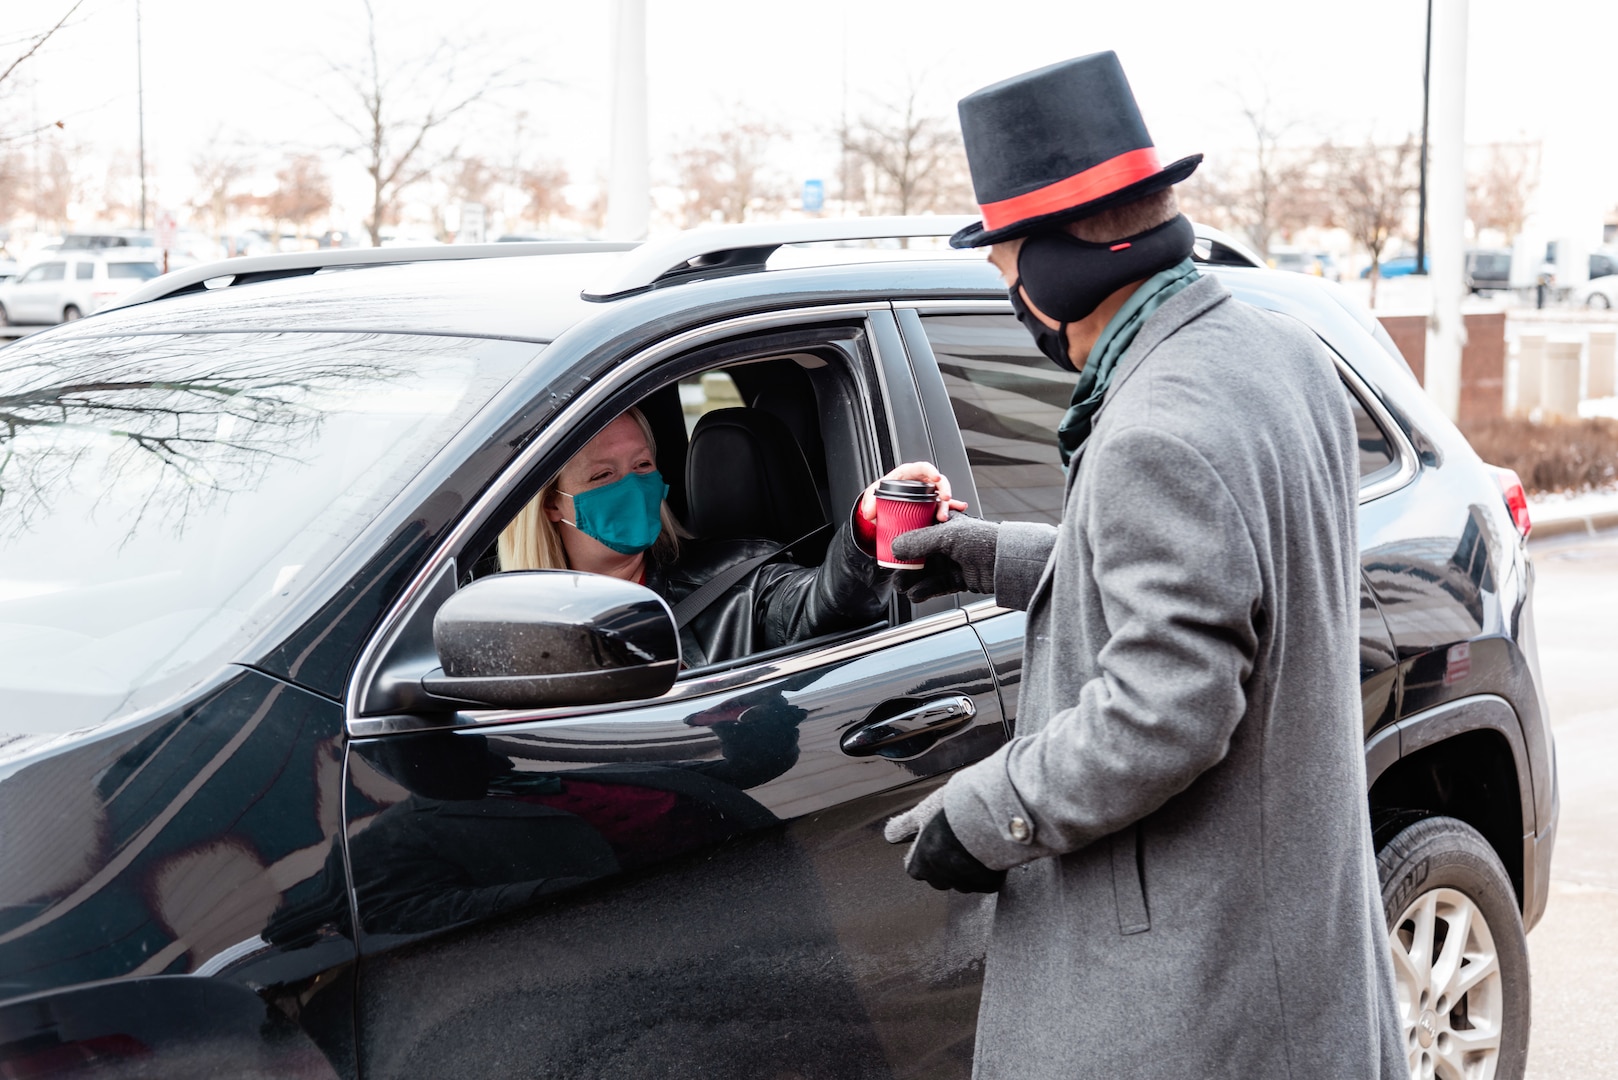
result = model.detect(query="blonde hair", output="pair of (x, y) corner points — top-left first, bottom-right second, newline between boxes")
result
(497, 406), (687, 571)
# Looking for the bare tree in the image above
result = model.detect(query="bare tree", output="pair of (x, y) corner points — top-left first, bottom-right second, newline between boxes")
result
(518, 162), (570, 230)
(268, 153), (332, 242)
(321, 0), (518, 245)
(1322, 135), (1420, 306)
(30, 138), (80, 229)
(671, 118), (784, 226)
(0, 2), (82, 105)
(840, 89), (972, 220)
(190, 131), (256, 239)
(1215, 93), (1328, 257)
(1468, 141), (1539, 245)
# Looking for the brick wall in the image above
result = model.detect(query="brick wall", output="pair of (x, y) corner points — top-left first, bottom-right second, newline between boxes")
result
(1375, 312), (1505, 422)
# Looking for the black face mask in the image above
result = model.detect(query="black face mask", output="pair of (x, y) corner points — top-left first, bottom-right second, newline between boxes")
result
(1008, 279), (1074, 370)
(1012, 213), (1197, 343)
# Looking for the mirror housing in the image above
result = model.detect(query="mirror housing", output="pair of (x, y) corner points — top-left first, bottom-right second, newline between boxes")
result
(423, 571), (679, 710)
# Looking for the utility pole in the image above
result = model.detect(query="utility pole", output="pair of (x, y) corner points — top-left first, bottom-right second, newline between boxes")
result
(136, 0), (148, 230)
(1425, 0), (1469, 423)
(605, 0), (648, 240)
(1415, 0), (1432, 275)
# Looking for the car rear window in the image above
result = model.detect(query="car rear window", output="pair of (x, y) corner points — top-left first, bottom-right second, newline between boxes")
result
(106, 261), (161, 280)
(0, 331), (535, 738)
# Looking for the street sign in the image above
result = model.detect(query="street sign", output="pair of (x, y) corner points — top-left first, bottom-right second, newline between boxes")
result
(801, 179), (824, 213)
(459, 202), (486, 245)
(155, 211), (177, 253)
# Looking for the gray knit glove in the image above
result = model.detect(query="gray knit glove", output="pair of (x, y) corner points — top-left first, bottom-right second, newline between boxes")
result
(889, 512), (1000, 601)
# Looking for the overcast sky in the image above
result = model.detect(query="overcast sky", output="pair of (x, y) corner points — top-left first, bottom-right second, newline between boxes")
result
(10, 0), (1617, 232)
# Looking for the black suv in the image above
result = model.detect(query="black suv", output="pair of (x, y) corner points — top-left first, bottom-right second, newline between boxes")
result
(0, 220), (1556, 1080)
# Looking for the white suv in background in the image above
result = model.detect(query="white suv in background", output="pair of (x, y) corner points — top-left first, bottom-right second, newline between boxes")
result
(0, 252), (162, 325)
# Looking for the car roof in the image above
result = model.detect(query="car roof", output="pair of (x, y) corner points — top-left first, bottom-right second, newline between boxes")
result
(50, 220), (1281, 346)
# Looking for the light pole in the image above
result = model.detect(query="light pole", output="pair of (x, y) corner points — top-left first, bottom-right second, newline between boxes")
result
(136, 0), (147, 230)
(1415, 0), (1431, 275)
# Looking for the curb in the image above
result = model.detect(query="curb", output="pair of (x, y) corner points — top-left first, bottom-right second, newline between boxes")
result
(1528, 508), (1618, 542)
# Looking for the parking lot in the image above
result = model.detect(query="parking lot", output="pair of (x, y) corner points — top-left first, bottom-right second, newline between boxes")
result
(1522, 526), (1618, 1077)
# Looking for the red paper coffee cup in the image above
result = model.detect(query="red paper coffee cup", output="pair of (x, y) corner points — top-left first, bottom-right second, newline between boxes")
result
(874, 479), (938, 569)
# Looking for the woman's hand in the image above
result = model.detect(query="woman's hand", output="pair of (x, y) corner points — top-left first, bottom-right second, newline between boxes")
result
(859, 462), (968, 525)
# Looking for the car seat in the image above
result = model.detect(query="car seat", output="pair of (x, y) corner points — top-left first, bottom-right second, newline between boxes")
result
(684, 408), (829, 559)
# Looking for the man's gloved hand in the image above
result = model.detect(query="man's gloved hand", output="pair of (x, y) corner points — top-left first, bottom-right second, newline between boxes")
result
(890, 512), (1000, 601)
(906, 809), (1007, 894)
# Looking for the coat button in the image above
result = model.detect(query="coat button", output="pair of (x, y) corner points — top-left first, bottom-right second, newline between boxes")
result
(1009, 816), (1031, 843)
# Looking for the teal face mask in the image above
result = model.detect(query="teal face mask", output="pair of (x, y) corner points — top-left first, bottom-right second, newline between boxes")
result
(560, 469), (669, 556)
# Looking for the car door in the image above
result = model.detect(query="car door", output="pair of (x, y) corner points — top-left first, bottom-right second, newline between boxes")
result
(342, 306), (1007, 1080)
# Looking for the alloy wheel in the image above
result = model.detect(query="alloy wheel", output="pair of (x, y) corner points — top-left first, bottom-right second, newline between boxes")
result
(1391, 886), (1503, 1079)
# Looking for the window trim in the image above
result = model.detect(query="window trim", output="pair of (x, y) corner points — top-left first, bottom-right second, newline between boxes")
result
(346, 301), (914, 737)
(1332, 349), (1418, 503)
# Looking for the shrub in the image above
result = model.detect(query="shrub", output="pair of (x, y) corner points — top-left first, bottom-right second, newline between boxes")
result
(1458, 416), (1618, 494)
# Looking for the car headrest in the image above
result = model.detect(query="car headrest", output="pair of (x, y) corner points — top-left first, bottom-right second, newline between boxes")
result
(685, 408), (827, 544)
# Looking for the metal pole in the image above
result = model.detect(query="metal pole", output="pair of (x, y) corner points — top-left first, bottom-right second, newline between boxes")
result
(1415, 0), (1432, 275)
(1425, 0), (1469, 423)
(604, 0), (649, 240)
(136, 0), (147, 230)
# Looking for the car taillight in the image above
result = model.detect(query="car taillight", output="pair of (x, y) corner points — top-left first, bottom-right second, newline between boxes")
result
(1488, 465), (1532, 539)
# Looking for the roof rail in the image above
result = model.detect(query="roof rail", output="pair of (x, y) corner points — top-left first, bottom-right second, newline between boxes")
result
(579, 216), (1267, 302)
(581, 216), (978, 301)
(108, 241), (640, 311)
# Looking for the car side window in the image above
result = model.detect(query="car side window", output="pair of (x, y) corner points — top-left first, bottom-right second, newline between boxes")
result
(921, 313), (1069, 526)
(39, 262), (65, 282)
(1343, 382), (1398, 484)
(75, 262), (94, 281)
(472, 340), (882, 675)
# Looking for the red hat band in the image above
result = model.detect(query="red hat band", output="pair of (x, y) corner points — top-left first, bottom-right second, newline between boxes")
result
(978, 147), (1164, 234)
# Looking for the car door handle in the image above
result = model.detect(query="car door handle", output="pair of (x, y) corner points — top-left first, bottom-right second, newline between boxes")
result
(840, 694), (977, 756)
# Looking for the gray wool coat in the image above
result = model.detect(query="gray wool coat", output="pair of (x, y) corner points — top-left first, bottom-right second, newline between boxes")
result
(942, 275), (1404, 1079)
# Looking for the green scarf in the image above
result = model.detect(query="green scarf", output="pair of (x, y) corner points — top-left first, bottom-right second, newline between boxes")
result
(1056, 257), (1200, 466)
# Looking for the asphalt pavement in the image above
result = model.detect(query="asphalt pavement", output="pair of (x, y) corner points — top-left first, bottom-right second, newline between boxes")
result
(1522, 525), (1618, 1077)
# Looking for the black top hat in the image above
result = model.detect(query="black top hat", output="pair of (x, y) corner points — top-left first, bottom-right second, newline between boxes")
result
(950, 51), (1201, 248)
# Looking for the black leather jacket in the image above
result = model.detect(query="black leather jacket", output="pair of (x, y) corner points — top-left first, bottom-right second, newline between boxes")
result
(644, 518), (893, 668)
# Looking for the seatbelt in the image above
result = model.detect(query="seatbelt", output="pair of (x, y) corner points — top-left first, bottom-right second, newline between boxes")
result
(670, 523), (832, 630)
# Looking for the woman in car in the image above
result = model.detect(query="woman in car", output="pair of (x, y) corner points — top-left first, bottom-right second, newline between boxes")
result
(498, 406), (961, 668)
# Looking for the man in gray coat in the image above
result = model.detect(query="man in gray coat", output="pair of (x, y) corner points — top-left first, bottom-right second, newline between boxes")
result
(885, 53), (1405, 1078)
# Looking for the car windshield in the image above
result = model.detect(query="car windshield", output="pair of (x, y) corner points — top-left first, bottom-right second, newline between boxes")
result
(105, 261), (161, 280)
(0, 330), (534, 737)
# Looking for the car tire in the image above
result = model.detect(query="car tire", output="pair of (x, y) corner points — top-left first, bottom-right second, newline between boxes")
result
(1587, 293), (1611, 309)
(0, 303), (8, 327)
(1377, 813), (1530, 1080)
(62, 305), (82, 322)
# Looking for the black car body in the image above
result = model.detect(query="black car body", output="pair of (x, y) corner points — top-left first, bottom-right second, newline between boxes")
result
(0, 223), (1556, 1079)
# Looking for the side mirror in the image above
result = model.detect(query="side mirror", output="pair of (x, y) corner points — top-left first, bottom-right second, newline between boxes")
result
(422, 571), (679, 710)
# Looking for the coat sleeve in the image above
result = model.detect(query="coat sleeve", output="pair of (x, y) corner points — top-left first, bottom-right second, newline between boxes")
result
(943, 426), (1263, 870)
(751, 503), (895, 649)
(992, 521), (1059, 611)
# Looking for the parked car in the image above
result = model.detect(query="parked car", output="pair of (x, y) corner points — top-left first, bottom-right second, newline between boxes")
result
(58, 230), (156, 251)
(0, 223), (1556, 1080)
(1362, 253), (1429, 278)
(1268, 247), (1323, 276)
(0, 251), (162, 325)
(1466, 248), (1513, 293)
(1574, 273), (1618, 308)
